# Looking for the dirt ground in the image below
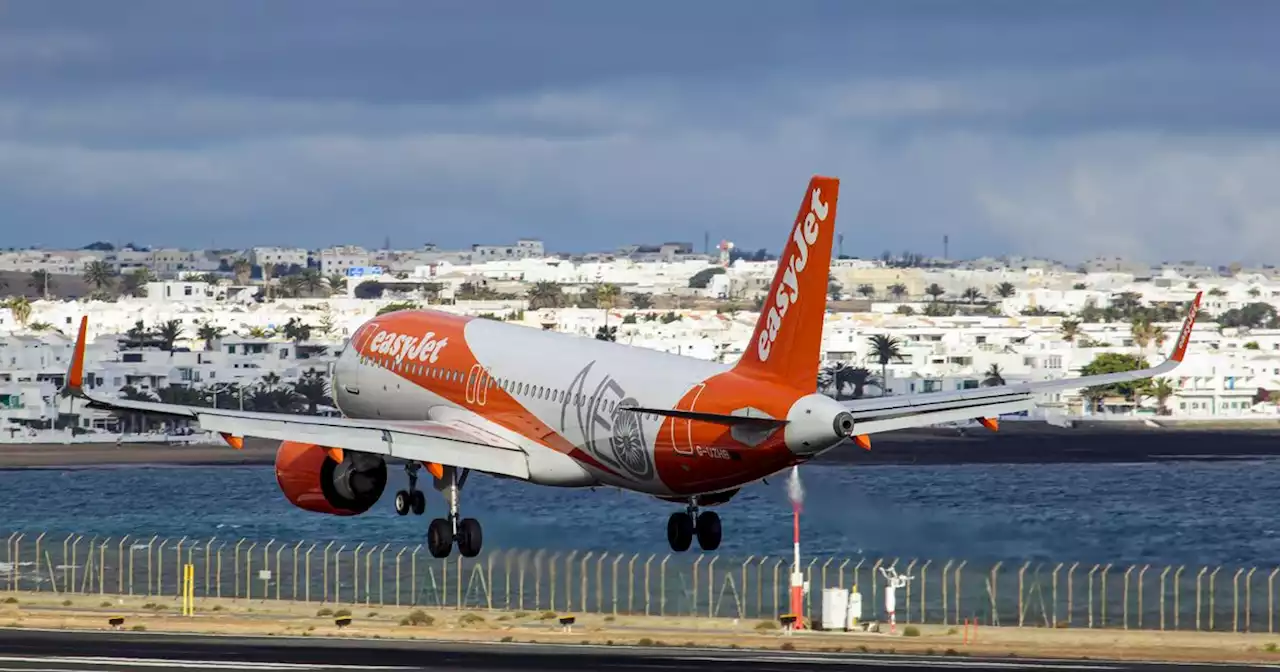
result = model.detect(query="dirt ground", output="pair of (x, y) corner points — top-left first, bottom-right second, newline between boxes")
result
(2, 591), (1279, 664)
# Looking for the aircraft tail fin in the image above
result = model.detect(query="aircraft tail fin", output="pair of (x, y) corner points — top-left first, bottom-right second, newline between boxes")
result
(732, 175), (840, 391)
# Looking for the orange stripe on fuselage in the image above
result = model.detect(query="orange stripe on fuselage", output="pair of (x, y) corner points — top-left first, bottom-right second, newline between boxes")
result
(353, 310), (622, 478)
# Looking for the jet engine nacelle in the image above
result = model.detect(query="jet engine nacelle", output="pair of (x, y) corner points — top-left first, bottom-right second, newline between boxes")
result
(274, 441), (388, 516)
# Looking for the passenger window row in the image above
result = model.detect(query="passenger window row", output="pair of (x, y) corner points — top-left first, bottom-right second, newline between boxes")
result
(360, 353), (662, 420)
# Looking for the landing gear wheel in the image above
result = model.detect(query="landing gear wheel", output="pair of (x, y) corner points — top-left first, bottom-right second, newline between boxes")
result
(696, 511), (722, 551)
(394, 490), (410, 516)
(410, 490), (426, 516)
(667, 512), (694, 552)
(427, 518), (453, 558)
(457, 518), (483, 558)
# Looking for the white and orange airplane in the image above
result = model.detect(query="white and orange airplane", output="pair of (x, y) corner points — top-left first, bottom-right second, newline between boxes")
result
(62, 176), (1202, 559)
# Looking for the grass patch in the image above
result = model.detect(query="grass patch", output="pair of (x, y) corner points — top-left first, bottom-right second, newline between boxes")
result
(903, 625), (920, 637)
(1, 597), (16, 605)
(60, 599), (72, 606)
(637, 637), (654, 646)
(332, 608), (352, 618)
(458, 613), (485, 626)
(537, 611), (558, 620)
(500, 636), (514, 643)
(131, 625), (146, 631)
(400, 610), (433, 627)
(754, 620), (778, 631)
(780, 642), (795, 651)
(513, 611), (529, 618)
(316, 607), (333, 617)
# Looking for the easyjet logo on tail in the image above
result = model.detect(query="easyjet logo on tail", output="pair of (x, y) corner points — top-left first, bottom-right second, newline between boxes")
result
(369, 328), (449, 364)
(757, 187), (831, 362)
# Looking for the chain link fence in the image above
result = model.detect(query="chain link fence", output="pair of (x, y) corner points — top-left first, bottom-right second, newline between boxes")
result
(4, 531), (1278, 632)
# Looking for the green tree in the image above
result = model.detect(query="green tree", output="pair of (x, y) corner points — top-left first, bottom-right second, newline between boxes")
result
(867, 334), (905, 396)
(196, 323), (225, 351)
(961, 287), (985, 304)
(82, 260), (116, 290)
(156, 320), (183, 351)
(232, 258), (252, 285)
(628, 293), (654, 310)
(376, 301), (419, 316)
(595, 324), (617, 342)
(924, 283), (945, 302)
(120, 268), (155, 297)
(1079, 352), (1151, 411)
(982, 364), (1006, 387)
(819, 363), (880, 400)
(4, 296), (32, 328)
(1059, 319), (1082, 343)
(1149, 378), (1175, 415)
(688, 267), (725, 289)
(292, 371), (332, 414)
(994, 282), (1017, 298)
(527, 281), (564, 309)
(28, 270), (54, 298)
(857, 284), (875, 299)
(887, 283), (908, 300)
(282, 317), (312, 344)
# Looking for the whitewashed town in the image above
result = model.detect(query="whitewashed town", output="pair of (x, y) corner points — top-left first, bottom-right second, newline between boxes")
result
(0, 239), (1276, 443)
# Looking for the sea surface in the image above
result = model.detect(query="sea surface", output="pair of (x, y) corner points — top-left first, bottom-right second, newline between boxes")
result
(1, 461), (1276, 567)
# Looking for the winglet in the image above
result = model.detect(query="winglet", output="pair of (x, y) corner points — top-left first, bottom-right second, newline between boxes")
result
(1170, 291), (1202, 363)
(64, 315), (89, 397)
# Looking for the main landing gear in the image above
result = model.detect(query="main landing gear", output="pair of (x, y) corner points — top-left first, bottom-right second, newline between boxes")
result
(426, 466), (483, 559)
(393, 463), (426, 516)
(666, 496), (721, 552)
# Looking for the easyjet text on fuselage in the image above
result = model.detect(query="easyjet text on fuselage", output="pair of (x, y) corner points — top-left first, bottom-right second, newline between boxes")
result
(757, 187), (830, 362)
(368, 328), (449, 364)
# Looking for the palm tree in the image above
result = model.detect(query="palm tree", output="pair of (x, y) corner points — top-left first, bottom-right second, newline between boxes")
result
(198, 272), (220, 286)
(82, 260), (116, 291)
(29, 270), (53, 298)
(1059, 319), (1082, 343)
(888, 283), (908, 301)
(120, 268), (155, 297)
(628, 293), (654, 310)
(326, 274), (347, 295)
(867, 334), (905, 396)
(1130, 320), (1157, 354)
(246, 326), (272, 338)
(282, 317), (311, 344)
(819, 363), (880, 400)
(595, 283), (621, 311)
(1152, 326), (1168, 352)
(1149, 378), (1175, 415)
(157, 320), (183, 351)
(278, 275), (305, 299)
(828, 278), (843, 300)
(857, 284), (876, 299)
(292, 372), (333, 414)
(961, 287), (984, 304)
(925, 283), (945, 302)
(196, 323), (225, 351)
(595, 325), (618, 342)
(298, 268), (325, 297)
(994, 282), (1017, 298)
(982, 364), (1006, 387)
(527, 281), (564, 309)
(4, 296), (32, 328)
(232, 258), (252, 285)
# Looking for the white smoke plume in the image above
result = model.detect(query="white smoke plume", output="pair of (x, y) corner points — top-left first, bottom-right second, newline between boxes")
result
(786, 466), (805, 512)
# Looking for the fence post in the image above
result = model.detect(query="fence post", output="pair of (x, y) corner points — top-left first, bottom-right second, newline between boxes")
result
(1017, 561), (1030, 627)
(1269, 567), (1279, 634)
(351, 542), (364, 605)
(580, 552), (593, 614)
(627, 554), (638, 615)
(1100, 564), (1112, 627)
(394, 547), (405, 607)
(988, 561), (1002, 626)
(1066, 562), (1078, 627)
(33, 533), (46, 593)
(1246, 567), (1257, 633)
(764, 556), (777, 619)
(644, 554), (655, 616)
(1137, 565), (1149, 629)
(659, 554), (669, 616)
(953, 560), (965, 625)
(941, 560), (953, 626)
(1174, 566), (1185, 630)
(1122, 565), (1134, 630)
(1208, 565), (1218, 629)
(276, 543), (286, 602)
(918, 560), (932, 624)
(4, 533), (16, 593)
(116, 536), (129, 595)
(1159, 566), (1170, 630)
(289, 542), (302, 601)
(1232, 568), (1244, 633)
(707, 557), (718, 618)
(1195, 567), (1206, 630)
(322, 541), (334, 603)
(1087, 564), (1099, 628)
(204, 537), (215, 599)
(611, 554), (622, 615)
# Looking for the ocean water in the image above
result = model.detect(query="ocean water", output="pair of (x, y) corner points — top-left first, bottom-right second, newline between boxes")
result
(1, 461), (1276, 567)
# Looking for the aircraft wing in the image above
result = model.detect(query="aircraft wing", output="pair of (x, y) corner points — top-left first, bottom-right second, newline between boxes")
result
(841, 292), (1202, 438)
(61, 317), (531, 480)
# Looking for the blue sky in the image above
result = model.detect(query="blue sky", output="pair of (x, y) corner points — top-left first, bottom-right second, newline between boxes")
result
(2, 1), (1278, 263)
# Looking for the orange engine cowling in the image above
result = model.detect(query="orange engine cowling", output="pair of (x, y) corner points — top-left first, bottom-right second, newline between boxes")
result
(274, 440), (388, 516)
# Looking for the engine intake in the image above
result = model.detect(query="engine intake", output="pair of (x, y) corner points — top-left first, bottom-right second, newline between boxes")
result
(275, 441), (387, 516)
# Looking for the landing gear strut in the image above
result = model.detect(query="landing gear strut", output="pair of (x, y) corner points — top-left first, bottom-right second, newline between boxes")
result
(667, 497), (721, 552)
(426, 467), (483, 559)
(393, 463), (426, 516)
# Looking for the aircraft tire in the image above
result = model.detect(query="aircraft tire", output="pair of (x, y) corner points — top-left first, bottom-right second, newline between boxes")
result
(427, 518), (452, 558)
(394, 490), (410, 516)
(695, 511), (721, 551)
(410, 490), (426, 515)
(458, 518), (483, 558)
(667, 512), (693, 552)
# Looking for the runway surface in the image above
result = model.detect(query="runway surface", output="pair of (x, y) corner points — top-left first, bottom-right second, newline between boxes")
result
(0, 628), (1275, 672)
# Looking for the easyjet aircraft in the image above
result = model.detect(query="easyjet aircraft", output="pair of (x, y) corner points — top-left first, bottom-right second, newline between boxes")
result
(63, 176), (1202, 560)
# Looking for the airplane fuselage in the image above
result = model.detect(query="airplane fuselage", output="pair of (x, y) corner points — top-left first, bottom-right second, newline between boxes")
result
(330, 309), (837, 498)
